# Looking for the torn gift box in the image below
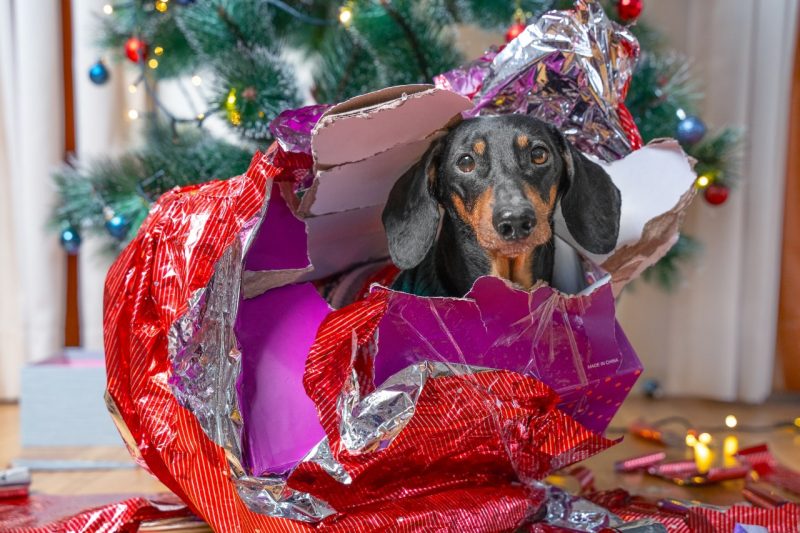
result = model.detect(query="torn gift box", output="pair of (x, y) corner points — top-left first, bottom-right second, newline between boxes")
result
(103, 83), (696, 532)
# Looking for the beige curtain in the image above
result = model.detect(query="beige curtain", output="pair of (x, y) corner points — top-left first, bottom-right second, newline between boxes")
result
(0, 2), (66, 399)
(617, 0), (798, 402)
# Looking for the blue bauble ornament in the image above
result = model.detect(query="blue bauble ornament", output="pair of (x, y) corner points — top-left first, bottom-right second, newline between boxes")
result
(642, 378), (663, 399)
(676, 115), (706, 145)
(88, 60), (110, 85)
(60, 226), (81, 255)
(105, 214), (129, 239)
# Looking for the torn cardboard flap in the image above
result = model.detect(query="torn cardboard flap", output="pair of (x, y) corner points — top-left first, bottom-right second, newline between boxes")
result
(301, 85), (472, 217)
(311, 85), (471, 169)
(553, 139), (697, 295)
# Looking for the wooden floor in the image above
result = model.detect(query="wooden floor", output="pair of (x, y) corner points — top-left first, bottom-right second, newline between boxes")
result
(1, 395), (798, 505)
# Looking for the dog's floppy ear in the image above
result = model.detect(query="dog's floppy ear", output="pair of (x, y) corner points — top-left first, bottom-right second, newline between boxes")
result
(382, 140), (442, 269)
(553, 129), (621, 254)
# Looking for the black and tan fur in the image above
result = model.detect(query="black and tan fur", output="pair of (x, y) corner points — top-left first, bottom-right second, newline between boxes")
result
(382, 115), (621, 297)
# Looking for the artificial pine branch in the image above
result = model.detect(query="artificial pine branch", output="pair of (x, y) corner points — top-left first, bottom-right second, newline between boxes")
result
(379, 0), (431, 80)
(57, 0), (740, 279)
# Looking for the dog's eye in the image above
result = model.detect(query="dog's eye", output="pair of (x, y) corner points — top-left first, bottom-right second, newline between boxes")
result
(531, 147), (549, 165)
(456, 154), (476, 173)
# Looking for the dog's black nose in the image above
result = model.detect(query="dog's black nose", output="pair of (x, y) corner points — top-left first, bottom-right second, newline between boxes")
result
(493, 208), (535, 241)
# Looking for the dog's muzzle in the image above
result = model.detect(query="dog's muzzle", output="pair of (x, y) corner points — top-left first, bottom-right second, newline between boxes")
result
(493, 207), (535, 241)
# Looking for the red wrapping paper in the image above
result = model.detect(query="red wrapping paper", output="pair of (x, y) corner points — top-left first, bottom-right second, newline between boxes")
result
(104, 146), (310, 532)
(102, 143), (622, 531)
(290, 293), (616, 528)
(587, 489), (800, 532)
(0, 494), (191, 533)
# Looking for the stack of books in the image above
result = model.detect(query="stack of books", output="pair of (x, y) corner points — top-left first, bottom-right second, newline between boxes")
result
(0, 467), (31, 499)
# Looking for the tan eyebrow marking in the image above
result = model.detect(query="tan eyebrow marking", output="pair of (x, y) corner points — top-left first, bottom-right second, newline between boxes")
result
(516, 134), (529, 148)
(473, 140), (486, 155)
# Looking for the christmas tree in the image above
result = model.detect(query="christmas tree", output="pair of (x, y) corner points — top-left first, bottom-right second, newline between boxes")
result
(54, 0), (738, 288)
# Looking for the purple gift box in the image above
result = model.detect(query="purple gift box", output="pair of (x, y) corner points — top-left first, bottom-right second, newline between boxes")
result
(228, 85), (695, 480)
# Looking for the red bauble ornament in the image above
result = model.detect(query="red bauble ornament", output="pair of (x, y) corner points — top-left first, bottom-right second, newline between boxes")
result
(125, 37), (148, 63)
(505, 22), (526, 43)
(616, 0), (643, 22)
(704, 183), (729, 205)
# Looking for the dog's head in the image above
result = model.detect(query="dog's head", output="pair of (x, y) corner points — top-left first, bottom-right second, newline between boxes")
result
(382, 115), (621, 271)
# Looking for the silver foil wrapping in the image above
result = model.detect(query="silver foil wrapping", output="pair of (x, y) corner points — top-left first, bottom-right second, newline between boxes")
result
(435, 0), (640, 161)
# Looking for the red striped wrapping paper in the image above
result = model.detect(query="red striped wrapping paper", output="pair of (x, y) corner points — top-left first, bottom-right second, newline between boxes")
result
(100, 142), (626, 532)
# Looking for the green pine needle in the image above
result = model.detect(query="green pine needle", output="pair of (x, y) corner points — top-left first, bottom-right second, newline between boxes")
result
(52, 122), (252, 251)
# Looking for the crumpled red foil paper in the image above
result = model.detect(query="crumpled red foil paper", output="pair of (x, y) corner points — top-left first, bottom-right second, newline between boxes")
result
(0, 494), (192, 533)
(290, 291), (617, 530)
(102, 143), (622, 531)
(587, 488), (800, 533)
(104, 146), (312, 532)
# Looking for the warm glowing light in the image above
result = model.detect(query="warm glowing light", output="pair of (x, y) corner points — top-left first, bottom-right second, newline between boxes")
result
(696, 174), (711, 188)
(191, 75), (202, 86)
(794, 417), (800, 428)
(196, 113), (205, 120)
(698, 432), (712, 445)
(685, 433), (698, 447)
(676, 108), (687, 121)
(225, 88), (240, 124)
(725, 415), (738, 429)
(127, 109), (139, 120)
(155, 0), (168, 13)
(694, 442), (712, 474)
(148, 58), (159, 69)
(723, 435), (739, 457)
(128, 84), (138, 93)
(339, 6), (353, 25)
(103, 4), (114, 15)
(154, 46), (164, 56)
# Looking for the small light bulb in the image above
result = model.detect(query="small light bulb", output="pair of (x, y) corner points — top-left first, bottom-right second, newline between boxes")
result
(226, 90), (237, 106)
(696, 175), (710, 188)
(154, 46), (164, 56)
(694, 442), (712, 474)
(339, 6), (353, 25)
(127, 109), (139, 120)
(725, 415), (738, 429)
(723, 435), (739, 457)
(685, 433), (697, 447)
(191, 75), (202, 86)
(148, 58), (159, 69)
(128, 84), (138, 93)
(196, 113), (205, 120)
(676, 108), (687, 121)
(103, 4), (114, 15)
(155, 0), (168, 12)
(698, 432), (712, 445)
(794, 417), (800, 428)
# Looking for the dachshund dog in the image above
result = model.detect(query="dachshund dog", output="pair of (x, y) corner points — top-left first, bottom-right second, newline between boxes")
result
(382, 114), (622, 297)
